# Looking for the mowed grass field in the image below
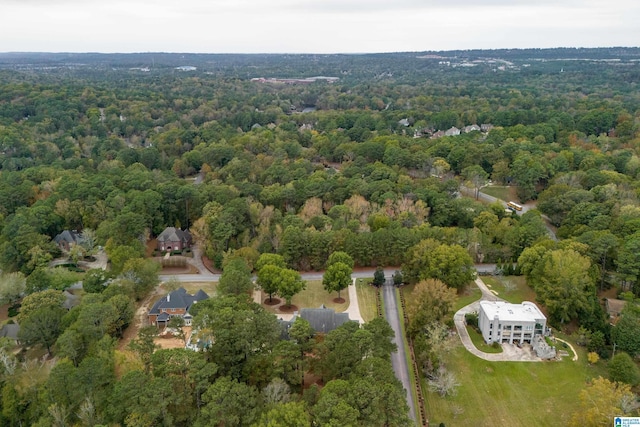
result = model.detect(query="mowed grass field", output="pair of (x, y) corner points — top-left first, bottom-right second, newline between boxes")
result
(290, 280), (350, 312)
(481, 185), (518, 202)
(355, 278), (378, 322)
(424, 342), (607, 426)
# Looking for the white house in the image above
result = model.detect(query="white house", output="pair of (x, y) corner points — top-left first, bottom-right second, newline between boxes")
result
(478, 301), (546, 345)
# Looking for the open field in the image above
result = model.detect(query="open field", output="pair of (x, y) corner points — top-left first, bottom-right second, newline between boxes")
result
(424, 341), (608, 426)
(177, 281), (218, 296)
(481, 185), (518, 202)
(355, 278), (377, 322)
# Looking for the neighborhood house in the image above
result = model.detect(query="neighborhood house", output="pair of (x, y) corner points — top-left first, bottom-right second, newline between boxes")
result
(478, 301), (547, 346)
(157, 227), (192, 252)
(148, 287), (208, 328)
(53, 229), (84, 252)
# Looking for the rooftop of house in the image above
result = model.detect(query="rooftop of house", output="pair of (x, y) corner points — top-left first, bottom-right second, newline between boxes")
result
(54, 230), (83, 245)
(480, 300), (546, 322)
(0, 323), (20, 340)
(149, 287), (208, 315)
(157, 227), (192, 243)
(605, 298), (627, 316)
(298, 305), (352, 334)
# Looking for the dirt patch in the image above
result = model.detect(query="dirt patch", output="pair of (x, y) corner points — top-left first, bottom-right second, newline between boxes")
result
(264, 297), (281, 306)
(0, 303), (9, 323)
(159, 263), (200, 275)
(155, 326), (191, 350)
(146, 239), (158, 257)
(333, 297), (345, 304)
(202, 254), (221, 274)
(279, 304), (299, 313)
(118, 284), (165, 350)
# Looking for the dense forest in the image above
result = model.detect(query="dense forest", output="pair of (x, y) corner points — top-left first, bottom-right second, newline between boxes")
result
(1, 48), (640, 426)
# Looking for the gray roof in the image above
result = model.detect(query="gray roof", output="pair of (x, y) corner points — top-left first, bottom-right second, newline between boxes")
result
(62, 290), (81, 310)
(157, 227), (192, 244)
(0, 324), (20, 340)
(299, 306), (351, 334)
(54, 230), (83, 245)
(149, 287), (209, 318)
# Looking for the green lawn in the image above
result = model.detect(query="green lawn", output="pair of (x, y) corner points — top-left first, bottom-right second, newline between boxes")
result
(424, 340), (608, 426)
(177, 281), (218, 296)
(466, 325), (502, 353)
(289, 280), (350, 312)
(355, 278), (378, 322)
(455, 286), (482, 311)
(481, 275), (536, 304)
(481, 185), (517, 202)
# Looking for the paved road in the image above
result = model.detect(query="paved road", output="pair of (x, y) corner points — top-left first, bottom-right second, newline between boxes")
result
(382, 282), (417, 424)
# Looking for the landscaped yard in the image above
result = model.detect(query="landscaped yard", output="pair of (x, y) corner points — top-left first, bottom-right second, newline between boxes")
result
(466, 325), (502, 353)
(261, 280), (350, 313)
(424, 340), (608, 426)
(355, 278), (377, 322)
(174, 281), (218, 296)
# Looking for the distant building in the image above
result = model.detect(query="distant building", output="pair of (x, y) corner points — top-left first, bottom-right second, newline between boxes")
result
(398, 118), (410, 127)
(281, 305), (353, 337)
(463, 124), (481, 133)
(480, 124), (494, 132)
(175, 66), (197, 71)
(157, 227), (192, 252)
(444, 126), (461, 136)
(605, 298), (627, 319)
(478, 301), (546, 345)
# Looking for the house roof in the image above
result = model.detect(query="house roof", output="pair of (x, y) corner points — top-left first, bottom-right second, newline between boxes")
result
(157, 227), (192, 244)
(149, 287), (209, 317)
(605, 298), (626, 316)
(0, 324), (20, 340)
(54, 230), (82, 245)
(62, 290), (81, 310)
(480, 301), (546, 322)
(299, 305), (351, 334)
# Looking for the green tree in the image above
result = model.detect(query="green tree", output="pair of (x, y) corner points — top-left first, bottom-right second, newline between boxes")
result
(612, 305), (640, 357)
(608, 352), (640, 386)
(256, 264), (282, 303)
(128, 326), (158, 374)
(406, 278), (457, 338)
(120, 258), (160, 300)
(18, 306), (66, 355)
(326, 251), (354, 270)
(16, 288), (65, 323)
(218, 258), (254, 296)
(402, 239), (475, 289)
(0, 272), (26, 306)
(461, 165), (489, 200)
(278, 268), (306, 307)
(372, 267), (385, 287)
(83, 269), (110, 294)
(253, 401), (310, 427)
(197, 377), (260, 427)
(322, 262), (352, 300)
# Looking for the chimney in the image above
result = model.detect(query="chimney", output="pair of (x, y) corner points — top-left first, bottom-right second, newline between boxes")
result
(167, 294), (171, 302)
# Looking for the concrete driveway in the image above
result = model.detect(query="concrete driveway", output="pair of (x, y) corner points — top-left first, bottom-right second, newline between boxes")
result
(453, 278), (544, 362)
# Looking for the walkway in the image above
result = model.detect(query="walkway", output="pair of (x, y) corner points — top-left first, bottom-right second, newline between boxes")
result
(383, 282), (417, 424)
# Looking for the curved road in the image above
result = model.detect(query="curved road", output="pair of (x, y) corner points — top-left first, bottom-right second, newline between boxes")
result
(383, 282), (417, 424)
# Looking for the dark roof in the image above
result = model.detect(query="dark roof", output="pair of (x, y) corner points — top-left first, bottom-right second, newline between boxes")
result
(157, 227), (192, 244)
(149, 287), (209, 316)
(54, 230), (83, 245)
(0, 324), (20, 340)
(62, 290), (81, 310)
(299, 306), (351, 334)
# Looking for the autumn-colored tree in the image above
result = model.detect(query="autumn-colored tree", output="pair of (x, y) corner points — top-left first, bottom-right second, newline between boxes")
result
(568, 377), (636, 427)
(406, 278), (457, 338)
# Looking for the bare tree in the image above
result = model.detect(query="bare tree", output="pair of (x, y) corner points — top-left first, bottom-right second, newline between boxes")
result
(428, 366), (460, 397)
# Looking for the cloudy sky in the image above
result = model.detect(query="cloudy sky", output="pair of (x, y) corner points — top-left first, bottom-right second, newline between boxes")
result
(1, 0), (639, 53)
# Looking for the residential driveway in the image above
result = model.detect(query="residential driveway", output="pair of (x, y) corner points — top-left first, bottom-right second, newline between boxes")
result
(453, 278), (544, 362)
(383, 282), (417, 424)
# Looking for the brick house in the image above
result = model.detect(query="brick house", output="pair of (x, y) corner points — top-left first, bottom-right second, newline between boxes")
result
(148, 287), (208, 328)
(157, 227), (192, 252)
(53, 230), (84, 252)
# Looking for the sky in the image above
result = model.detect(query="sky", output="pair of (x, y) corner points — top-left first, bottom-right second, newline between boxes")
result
(1, 0), (639, 54)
